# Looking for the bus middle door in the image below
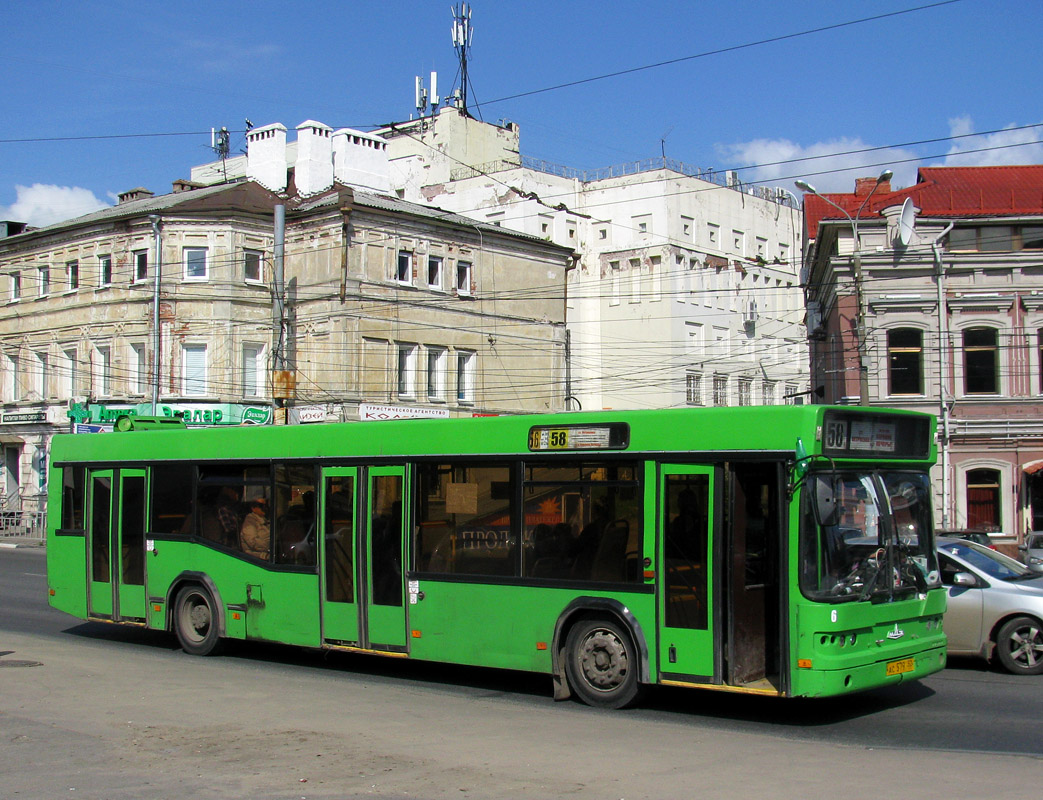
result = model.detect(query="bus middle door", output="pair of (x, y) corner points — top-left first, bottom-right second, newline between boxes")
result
(86, 468), (147, 622)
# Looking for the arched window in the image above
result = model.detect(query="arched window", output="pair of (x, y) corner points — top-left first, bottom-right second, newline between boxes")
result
(887, 328), (923, 395)
(963, 327), (999, 394)
(966, 468), (1001, 532)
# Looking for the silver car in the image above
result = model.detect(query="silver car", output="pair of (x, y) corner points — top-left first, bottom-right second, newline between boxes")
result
(939, 538), (1043, 675)
(1017, 532), (1043, 574)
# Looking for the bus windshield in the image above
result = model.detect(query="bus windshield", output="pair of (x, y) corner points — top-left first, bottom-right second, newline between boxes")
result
(800, 471), (940, 602)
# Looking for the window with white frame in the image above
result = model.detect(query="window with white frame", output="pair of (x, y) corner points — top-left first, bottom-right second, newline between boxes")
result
(34, 352), (47, 398)
(785, 382), (799, 404)
(134, 250), (148, 282)
(397, 251), (413, 284)
(4, 354), (18, 402)
(456, 350), (475, 403)
(629, 258), (642, 303)
(130, 343), (147, 395)
(63, 347), (77, 399)
(738, 378), (752, 406)
(66, 260), (79, 291)
(244, 249), (263, 283)
(397, 343), (417, 397)
(686, 372), (703, 406)
(182, 344), (207, 396)
(38, 266), (50, 297)
(183, 247), (208, 281)
(99, 255), (112, 287)
(427, 346), (447, 401)
(427, 255), (443, 290)
(456, 261), (472, 296)
(93, 345), (111, 397)
(762, 380), (776, 405)
(242, 344), (264, 397)
(10, 271), (20, 301)
(712, 374), (728, 407)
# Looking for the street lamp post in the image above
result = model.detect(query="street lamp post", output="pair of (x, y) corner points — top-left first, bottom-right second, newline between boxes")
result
(796, 170), (893, 406)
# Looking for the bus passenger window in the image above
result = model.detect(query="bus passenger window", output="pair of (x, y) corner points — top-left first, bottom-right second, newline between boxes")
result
(523, 462), (642, 583)
(274, 463), (318, 566)
(415, 463), (515, 576)
(61, 466), (85, 531)
(150, 463), (194, 534)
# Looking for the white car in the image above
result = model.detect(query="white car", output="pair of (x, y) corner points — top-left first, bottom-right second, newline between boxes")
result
(938, 538), (1043, 675)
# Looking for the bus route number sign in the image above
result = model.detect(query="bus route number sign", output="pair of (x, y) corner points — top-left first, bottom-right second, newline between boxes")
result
(528, 425), (623, 451)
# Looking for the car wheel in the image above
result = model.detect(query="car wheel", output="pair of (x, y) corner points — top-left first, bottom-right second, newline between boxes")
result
(564, 618), (644, 709)
(174, 585), (224, 656)
(994, 616), (1043, 675)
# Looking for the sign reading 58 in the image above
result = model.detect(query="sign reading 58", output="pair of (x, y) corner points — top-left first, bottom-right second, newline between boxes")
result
(824, 420), (848, 450)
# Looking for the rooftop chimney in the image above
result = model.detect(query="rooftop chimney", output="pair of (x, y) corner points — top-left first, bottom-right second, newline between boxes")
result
(172, 179), (204, 194)
(118, 187), (154, 205)
(246, 123), (288, 193)
(332, 128), (390, 193)
(295, 120), (334, 196)
(855, 176), (892, 196)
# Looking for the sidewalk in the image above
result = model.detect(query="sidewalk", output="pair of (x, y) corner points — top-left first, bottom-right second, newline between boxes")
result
(0, 536), (45, 549)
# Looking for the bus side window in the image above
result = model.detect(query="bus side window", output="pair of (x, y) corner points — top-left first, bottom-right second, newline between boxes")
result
(61, 466), (86, 531)
(150, 463), (194, 534)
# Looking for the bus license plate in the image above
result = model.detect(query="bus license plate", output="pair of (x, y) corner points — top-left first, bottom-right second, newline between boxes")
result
(885, 658), (915, 676)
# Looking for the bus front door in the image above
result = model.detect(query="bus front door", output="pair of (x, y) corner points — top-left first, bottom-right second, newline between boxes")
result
(659, 466), (715, 680)
(319, 466), (408, 652)
(86, 468), (147, 622)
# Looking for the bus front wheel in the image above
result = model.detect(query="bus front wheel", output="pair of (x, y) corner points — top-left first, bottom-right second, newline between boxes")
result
(564, 618), (643, 709)
(174, 585), (224, 656)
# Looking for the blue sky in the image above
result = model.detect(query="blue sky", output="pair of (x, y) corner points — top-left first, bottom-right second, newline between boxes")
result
(2, 0), (1040, 226)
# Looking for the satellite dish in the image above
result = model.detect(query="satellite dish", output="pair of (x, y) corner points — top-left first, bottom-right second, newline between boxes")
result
(898, 197), (916, 247)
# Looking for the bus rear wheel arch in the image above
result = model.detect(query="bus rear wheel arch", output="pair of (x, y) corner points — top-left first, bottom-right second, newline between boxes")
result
(174, 584), (224, 656)
(563, 616), (644, 709)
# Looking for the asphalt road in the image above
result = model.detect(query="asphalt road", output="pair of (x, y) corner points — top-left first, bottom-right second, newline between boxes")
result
(2, 546), (1041, 799)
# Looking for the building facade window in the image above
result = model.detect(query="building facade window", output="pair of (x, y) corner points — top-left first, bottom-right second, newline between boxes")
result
(38, 266), (50, 297)
(963, 327), (999, 394)
(685, 372), (703, 406)
(183, 247), (208, 281)
(93, 345), (111, 397)
(182, 344), (207, 397)
(397, 343), (417, 398)
(737, 378), (752, 406)
(456, 350), (475, 403)
(242, 344), (264, 397)
(888, 328), (924, 395)
(427, 347), (446, 401)
(966, 468), (1002, 531)
(99, 255), (112, 287)
(66, 260), (79, 291)
(134, 250), (148, 282)
(5, 354), (19, 402)
(244, 249), (263, 283)
(10, 271), (20, 301)
(456, 261), (472, 296)
(712, 374), (728, 407)
(762, 380), (776, 405)
(63, 347), (77, 399)
(397, 251), (413, 284)
(427, 255), (443, 290)
(130, 344), (147, 395)
(34, 352), (47, 398)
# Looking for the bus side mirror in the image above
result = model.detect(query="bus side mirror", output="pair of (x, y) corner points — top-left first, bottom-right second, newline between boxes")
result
(809, 474), (839, 528)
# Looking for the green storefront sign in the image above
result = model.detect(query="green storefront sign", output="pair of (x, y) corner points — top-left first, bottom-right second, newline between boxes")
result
(71, 402), (272, 427)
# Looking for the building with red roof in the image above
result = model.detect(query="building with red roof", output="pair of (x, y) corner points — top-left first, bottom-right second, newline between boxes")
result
(801, 165), (1043, 549)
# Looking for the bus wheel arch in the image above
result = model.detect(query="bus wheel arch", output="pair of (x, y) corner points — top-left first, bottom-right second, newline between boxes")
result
(552, 598), (649, 708)
(168, 573), (226, 656)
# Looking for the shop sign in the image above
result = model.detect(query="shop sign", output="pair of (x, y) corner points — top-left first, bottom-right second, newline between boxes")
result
(1, 411), (47, 424)
(79, 402), (273, 427)
(359, 403), (451, 421)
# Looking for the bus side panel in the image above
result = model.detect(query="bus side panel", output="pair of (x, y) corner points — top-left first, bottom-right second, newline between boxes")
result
(406, 581), (655, 674)
(147, 541), (321, 647)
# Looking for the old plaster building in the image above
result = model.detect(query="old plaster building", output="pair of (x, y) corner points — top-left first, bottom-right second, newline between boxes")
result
(0, 122), (572, 520)
(802, 165), (1043, 548)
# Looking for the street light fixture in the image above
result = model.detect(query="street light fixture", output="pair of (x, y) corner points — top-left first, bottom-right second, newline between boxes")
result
(796, 169), (893, 406)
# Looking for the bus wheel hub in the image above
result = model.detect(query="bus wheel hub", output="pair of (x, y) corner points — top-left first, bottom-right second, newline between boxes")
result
(580, 629), (628, 689)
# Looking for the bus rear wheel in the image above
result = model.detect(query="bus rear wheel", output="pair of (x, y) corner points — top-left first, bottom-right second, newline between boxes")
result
(174, 585), (224, 656)
(564, 618), (643, 709)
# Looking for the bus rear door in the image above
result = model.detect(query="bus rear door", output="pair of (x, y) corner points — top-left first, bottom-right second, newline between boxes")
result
(86, 468), (147, 622)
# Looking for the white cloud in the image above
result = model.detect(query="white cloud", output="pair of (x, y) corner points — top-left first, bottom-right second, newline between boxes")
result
(942, 116), (1043, 166)
(0, 184), (110, 228)
(718, 137), (919, 194)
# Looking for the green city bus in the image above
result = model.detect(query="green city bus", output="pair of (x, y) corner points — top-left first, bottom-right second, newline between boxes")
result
(47, 405), (946, 708)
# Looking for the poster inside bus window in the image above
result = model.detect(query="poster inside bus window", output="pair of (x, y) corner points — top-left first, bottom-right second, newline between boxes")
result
(527, 423), (629, 451)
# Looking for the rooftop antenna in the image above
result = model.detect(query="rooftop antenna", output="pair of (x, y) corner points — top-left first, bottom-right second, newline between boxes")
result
(415, 72), (440, 119)
(451, 3), (474, 115)
(210, 126), (230, 160)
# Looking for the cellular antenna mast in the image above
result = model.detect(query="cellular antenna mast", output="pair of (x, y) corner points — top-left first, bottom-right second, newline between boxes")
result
(451, 3), (474, 115)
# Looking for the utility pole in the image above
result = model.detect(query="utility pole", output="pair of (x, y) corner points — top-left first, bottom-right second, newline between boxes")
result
(271, 204), (291, 423)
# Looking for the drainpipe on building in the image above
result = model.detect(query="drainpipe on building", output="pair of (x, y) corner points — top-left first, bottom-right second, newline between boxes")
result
(149, 215), (162, 415)
(933, 222), (954, 528)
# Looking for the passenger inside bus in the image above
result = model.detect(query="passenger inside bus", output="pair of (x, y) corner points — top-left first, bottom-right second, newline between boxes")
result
(240, 497), (271, 560)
